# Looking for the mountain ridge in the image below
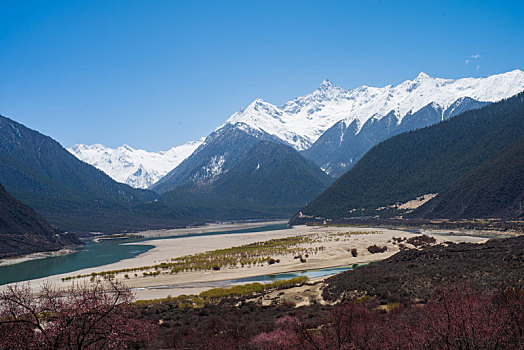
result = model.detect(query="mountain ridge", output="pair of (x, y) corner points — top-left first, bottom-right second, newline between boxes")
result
(152, 123), (287, 193)
(152, 70), (524, 194)
(0, 114), (196, 233)
(226, 69), (524, 150)
(303, 97), (489, 176)
(71, 70), (524, 187)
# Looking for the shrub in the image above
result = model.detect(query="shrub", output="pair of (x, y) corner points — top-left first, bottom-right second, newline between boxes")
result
(268, 258), (280, 265)
(407, 234), (436, 247)
(367, 245), (387, 254)
(199, 276), (308, 301)
(254, 287), (524, 350)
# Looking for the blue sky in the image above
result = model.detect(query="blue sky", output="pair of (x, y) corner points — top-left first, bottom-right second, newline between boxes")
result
(1, 0), (523, 151)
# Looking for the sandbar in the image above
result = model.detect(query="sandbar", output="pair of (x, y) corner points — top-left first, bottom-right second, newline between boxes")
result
(0, 224), (489, 300)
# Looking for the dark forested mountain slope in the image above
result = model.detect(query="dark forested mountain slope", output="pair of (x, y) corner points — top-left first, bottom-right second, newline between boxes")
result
(0, 183), (81, 258)
(291, 92), (524, 223)
(162, 141), (332, 217)
(411, 138), (524, 219)
(0, 115), (192, 233)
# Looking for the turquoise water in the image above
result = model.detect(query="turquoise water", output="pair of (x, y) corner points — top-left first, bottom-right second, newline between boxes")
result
(132, 265), (360, 292)
(0, 239), (155, 285)
(0, 223), (289, 285)
(231, 265), (358, 284)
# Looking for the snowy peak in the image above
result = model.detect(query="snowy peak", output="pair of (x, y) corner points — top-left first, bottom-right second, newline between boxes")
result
(415, 72), (430, 80)
(244, 98), (281, 115)
(223, 70), (524, 150)
(225, 96), (309, 149)
(68, 138), (203, 189)
(311, 79), (349, 99)
(121, 144), (135, 152)
(319, 79), (334, 89)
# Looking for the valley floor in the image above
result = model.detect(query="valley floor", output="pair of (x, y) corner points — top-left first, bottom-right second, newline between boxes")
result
(1, 224), (499, 300)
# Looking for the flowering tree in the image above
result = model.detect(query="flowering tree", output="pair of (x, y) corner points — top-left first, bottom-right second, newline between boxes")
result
(411, 287), (524, 349)
(251, 316), (301, 349)
(0, 281), (156, 349)
(251, 287), (523, 350)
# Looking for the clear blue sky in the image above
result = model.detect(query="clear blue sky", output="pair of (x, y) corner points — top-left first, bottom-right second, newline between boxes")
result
(1, 0), (523, 151)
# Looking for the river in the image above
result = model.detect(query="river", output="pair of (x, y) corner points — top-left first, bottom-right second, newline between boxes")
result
(0, 223), (289, 285)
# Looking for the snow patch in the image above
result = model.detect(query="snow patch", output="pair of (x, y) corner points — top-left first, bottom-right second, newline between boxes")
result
(191, 154), (227, 184)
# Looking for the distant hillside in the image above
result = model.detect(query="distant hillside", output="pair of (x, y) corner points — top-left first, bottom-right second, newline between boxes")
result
(0, 183), (81, 258)
(0, 115), (195, 233)
(291, 92), (524, 223)
(411, 139), (524, 219)
(162, 141), (332, 218)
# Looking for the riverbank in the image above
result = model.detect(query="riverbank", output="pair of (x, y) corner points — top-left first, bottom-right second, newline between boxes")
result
(0, 246), (82, 267)
(125, 226), (486, 300)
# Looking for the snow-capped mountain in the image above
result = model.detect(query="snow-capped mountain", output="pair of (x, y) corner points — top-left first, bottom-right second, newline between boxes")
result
(226, 69), (524, 151)
(68, 139), (203, 189)
(153, 69), (524, 193)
